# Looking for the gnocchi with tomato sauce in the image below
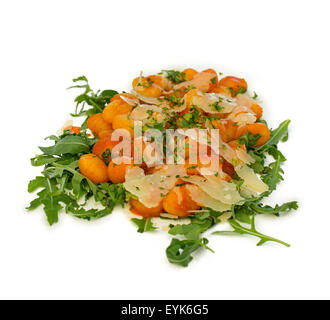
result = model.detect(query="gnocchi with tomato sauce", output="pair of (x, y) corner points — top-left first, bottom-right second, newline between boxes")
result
(74, 68), (275, 219)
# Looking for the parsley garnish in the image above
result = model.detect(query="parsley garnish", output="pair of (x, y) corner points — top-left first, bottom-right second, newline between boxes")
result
(162, 70), (186, 84)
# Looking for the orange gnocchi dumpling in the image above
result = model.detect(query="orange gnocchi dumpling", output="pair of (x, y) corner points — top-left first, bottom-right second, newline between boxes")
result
(107, 157), (134, 184)
(87, 113), (112, 137)
(219, 76), (248, 96)
(235, 123), (270, 147)
(103, 99), (133, 124)
(130, 198), (163, 218)
(79, 154), (109, 184)
(163, 185), (200, 218)
(132, 76), (163, 97)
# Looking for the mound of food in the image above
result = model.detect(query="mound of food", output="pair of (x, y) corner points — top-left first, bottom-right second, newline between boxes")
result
(28, 68), (298, 267)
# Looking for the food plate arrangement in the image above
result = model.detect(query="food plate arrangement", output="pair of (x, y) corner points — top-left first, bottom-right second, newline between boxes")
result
(27, 68), (298, 267)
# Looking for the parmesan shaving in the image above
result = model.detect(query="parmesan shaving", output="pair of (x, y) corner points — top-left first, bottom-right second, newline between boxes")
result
(236, 147), (255, 164)
(235, 164), (269, 194)
(130, 104), (162, 121)
(219, 212), (233, 222)
(192, 93), (236, 114)
(236, 93), (258, 108)
(131, 90), (162, 105)
(124, 165), (186, 208)
(181, 175), (242, 205)
(119, 95), (139, 106)
(228, 111), (257, 126)
(57, 119), (73, 136)
(185, 184), (231, 212)
(174, 72), (216, 92)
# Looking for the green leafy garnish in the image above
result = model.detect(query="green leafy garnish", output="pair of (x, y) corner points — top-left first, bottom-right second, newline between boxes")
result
(69, 76), (118, 119)
(229, 86), (247, 96)
(238, 132), (262, 149)
(132, 218), (157, 233)
(265, 120), (291, 146)
(165, 210), (226, 266)
(249, 201), (298, 217)
(262, 156), (283, 191)
(27, 130), (128, 225)
(39, 135), (90, 156)
(162, 70), (186, 84)
(213, 215), (290, 247)
(166, 238), (212, 267)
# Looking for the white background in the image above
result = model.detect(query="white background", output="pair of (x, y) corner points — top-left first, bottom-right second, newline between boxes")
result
(0, 0), (329, 300)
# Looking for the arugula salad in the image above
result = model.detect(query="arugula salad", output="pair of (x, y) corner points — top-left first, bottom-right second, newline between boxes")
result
(27, 68), (298, 267)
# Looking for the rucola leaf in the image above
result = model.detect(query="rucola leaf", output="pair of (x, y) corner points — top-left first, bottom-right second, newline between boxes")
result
(131, 218), (157, 233)
(213, 215), (290, 247)
(166, 238), (211, 267)
(39, 135), (90, 156)
(265, 119), (291, 146)
(261, 155), (284, 191)
(28, 176), (46, 193)
(250, 201), (298, 216)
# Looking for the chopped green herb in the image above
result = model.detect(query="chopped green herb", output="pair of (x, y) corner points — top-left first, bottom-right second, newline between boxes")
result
(162, 70), (186, 84)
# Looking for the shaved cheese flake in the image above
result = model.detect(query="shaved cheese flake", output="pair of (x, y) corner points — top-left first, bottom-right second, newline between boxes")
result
(119, 95), (139, 106)
(181, 175), (242, 205)
(189, 131), (251, 167)
(203, 174), (243, 204)
(161, 76), (174, 91)
(218, 139), (239, 164)
(227, 105), (257, 126)
(192, 93), (236, 114)
(130, 104), (162, 121)
(236, 93), (258, 108)
(192, 94), (219, 114)
(131, 90), (162, 105)
(186, 184), (231, 212)
(159, 98), (187, 113)
(189, 72), (217, 92)
(170, 103), (187, 113)
(235, 164), (269, 193)
(57, 119), (73, 136)
(228, 112), (257, 125)
(184, 129), (240, 165)
(219, 211), (233, 222)
(125, 166), (145, 181)
(240, 185), (258, 198)
(230, 106), (251, 114)
(195, 132), (251, 166)
(173, 186), (183, 205)
(174, 72), (216, 92)
(214, 93), (237, 113)
(130, 106), (150, 121)
(124, 165), (186, 208)
(236, 147), (255, 164)
(160, 213), (180, 219)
